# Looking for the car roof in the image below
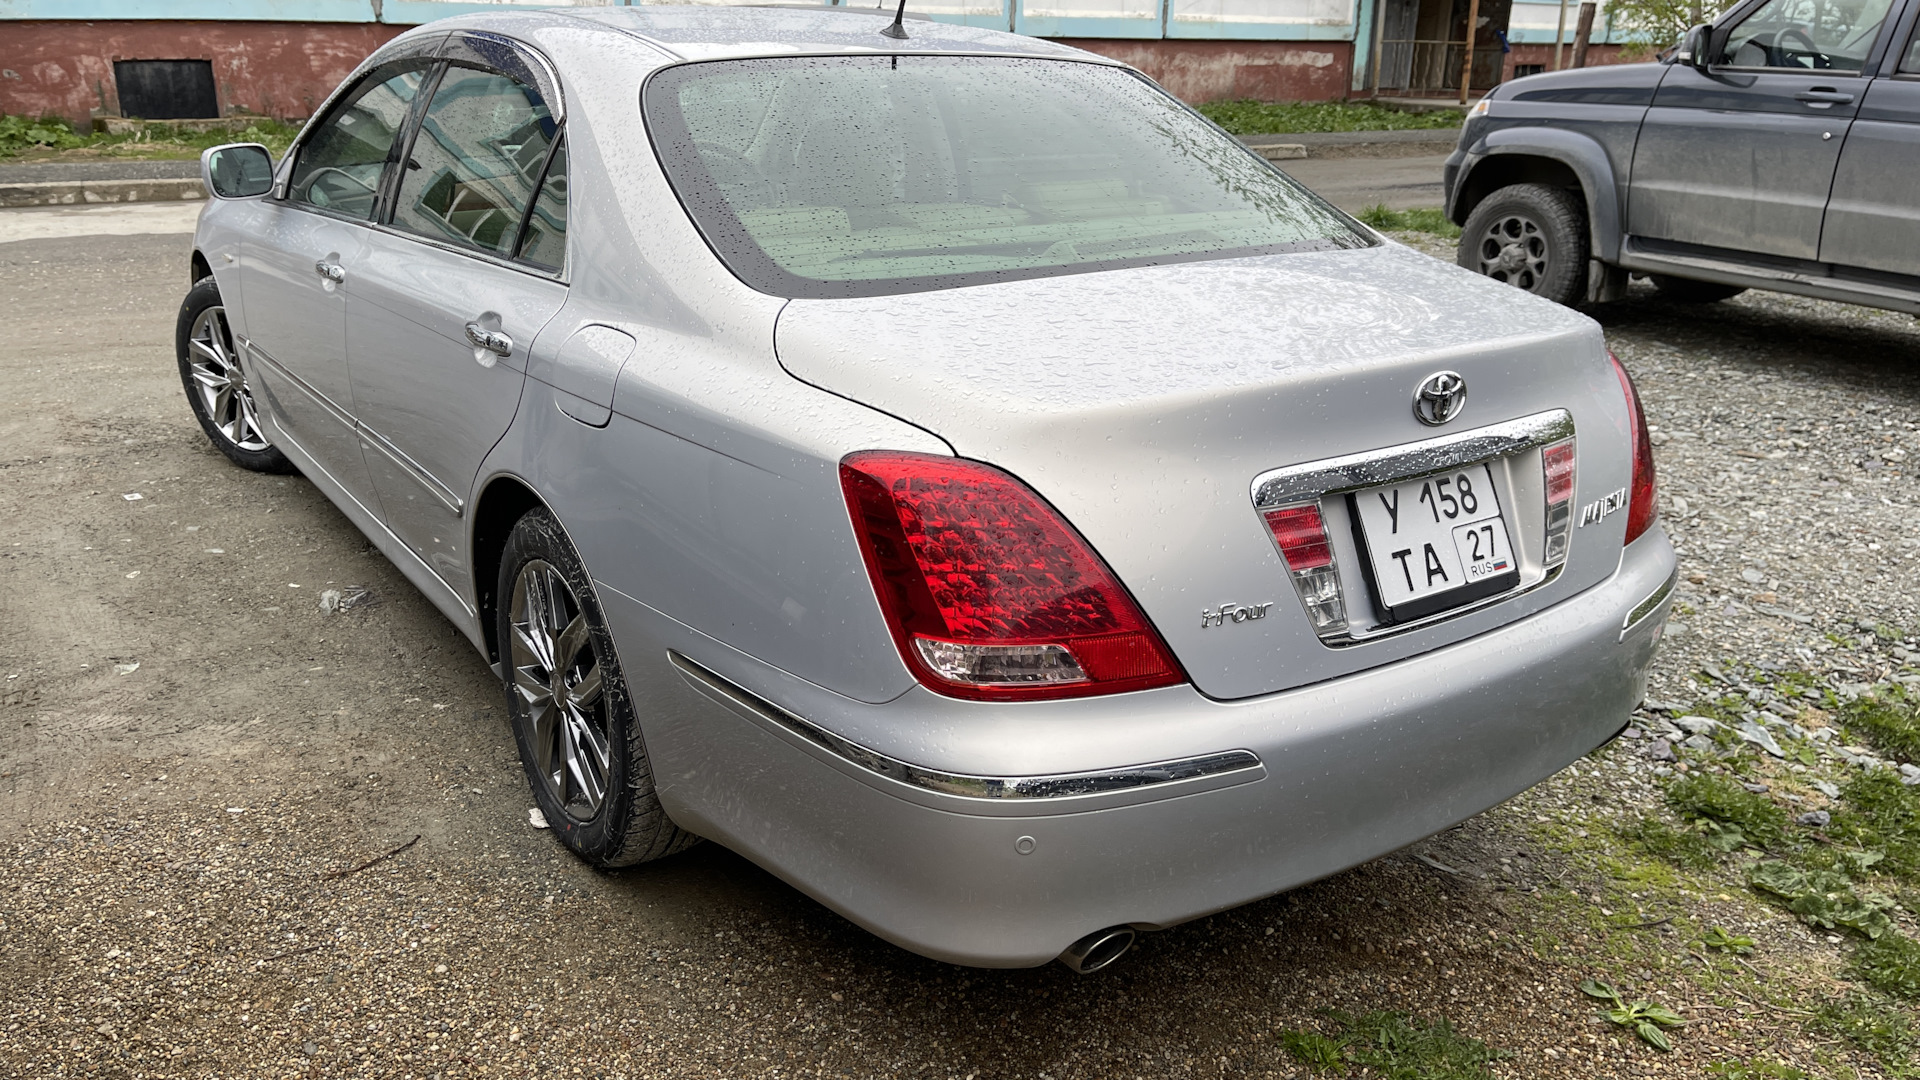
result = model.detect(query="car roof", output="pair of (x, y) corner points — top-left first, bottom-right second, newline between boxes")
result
(429, 4), (1096, 63)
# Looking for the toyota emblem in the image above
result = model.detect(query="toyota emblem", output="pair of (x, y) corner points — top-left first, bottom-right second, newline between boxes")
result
(1412, 370), (1467, 426)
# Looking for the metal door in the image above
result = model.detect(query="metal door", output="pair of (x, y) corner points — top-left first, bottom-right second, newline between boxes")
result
(1628, 0), (1898, 260)
(234, 208), (373, 497)
(1821, 34), (1920, 275)
(345, 58), (569, 601)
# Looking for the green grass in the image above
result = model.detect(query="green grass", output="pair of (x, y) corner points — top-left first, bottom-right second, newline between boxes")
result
(1853, 931), (1920, 1000)
(1812, 993), (1920, 1075)
(0, 113), (300, 161)
(1619, 816), (1724, 871)
(1356, 205), (1462, 238)
(1707, 1062), (1813, 1080)
(1273, 1013), (1506, 1079)
(1666, 772), (1792, 851)
(1831, 770), (1920, 879)
(1279, 1028), (1345, 1072)
(1844, 687), (1920, 764)
(1196, 99), (1463, 136)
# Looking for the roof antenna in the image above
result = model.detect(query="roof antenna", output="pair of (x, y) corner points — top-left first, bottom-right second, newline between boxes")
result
(880, 0), (910, 39)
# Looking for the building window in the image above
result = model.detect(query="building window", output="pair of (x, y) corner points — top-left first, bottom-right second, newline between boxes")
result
(1513, 63), (1547, 77)
(114, 60), (219, 120)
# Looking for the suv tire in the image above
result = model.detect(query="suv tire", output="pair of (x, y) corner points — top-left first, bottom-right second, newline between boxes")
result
(1458, 184), (1590, 307)
(1650, 274), (1747, 303)
(497, 506), (700, 867)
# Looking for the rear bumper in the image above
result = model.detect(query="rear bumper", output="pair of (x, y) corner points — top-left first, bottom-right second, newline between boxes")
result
(606, 526), (1675, 967)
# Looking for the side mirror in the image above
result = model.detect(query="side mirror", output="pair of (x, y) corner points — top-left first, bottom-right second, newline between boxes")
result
(200, 142), (274, 199)
(1675, 24), (1714, 71)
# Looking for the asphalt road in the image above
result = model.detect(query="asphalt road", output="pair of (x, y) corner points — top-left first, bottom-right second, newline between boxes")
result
(6, 203), (1913, 1079)
(1276, 153), (1450, 212)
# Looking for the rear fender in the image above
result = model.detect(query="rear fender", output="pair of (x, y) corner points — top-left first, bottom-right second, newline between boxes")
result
(1453, 130), (1624, 264)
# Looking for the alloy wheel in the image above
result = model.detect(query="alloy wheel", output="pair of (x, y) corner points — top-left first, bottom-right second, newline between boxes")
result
(1473, 213), (1551, 292)
(186, 305), (271, 452)
(509, 560), (612, 820)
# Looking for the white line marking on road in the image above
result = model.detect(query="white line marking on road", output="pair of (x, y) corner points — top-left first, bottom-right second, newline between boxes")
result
(0, 202), (201, 243)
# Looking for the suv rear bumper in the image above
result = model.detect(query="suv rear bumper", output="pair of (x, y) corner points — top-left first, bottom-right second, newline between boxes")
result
(608, 526), (1675, 967)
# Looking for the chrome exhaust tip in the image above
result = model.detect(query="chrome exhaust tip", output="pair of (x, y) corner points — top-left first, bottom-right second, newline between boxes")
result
(1057, 926), (1136, 974)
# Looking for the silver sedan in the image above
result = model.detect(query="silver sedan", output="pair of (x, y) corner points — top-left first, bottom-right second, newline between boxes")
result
(179, 5), (1674, 972)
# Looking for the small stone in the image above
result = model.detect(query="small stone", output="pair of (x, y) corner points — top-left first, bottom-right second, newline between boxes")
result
(1675, 716), (1720, 736)
(1742, 781), (1770, 793)
(1737, 720), (1786, 758)
(434, 963), (448, 974)
(1813, 779), (1841, 798)
(304, 1042), (318, 1056)
(1684, 734), (1714, 752)
(1741, 568), (1767, 584)
(1798, 811), (1832, 828)
(1621, 727), (1642, 740)
(1646, 739), (1676, 762)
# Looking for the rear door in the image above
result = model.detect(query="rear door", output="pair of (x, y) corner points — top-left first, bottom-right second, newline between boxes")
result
(1820, 1), (1920, 276)
(1628, 0), (1897, 260)
(236, 59), (433, 500)
(346, 41), (569, 601)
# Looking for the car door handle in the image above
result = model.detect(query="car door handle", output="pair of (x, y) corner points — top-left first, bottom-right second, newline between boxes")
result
(464, 321), (514, 358)
(314, 260), (346, 283)
(1795, 89), (1854, 105)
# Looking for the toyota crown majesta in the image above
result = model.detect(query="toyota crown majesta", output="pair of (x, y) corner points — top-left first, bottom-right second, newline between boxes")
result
(178, 4), (1675, 971)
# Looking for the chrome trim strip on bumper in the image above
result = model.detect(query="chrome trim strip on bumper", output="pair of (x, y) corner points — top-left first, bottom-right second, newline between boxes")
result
(1622, 565), (1677, 641)
(1250, 409), (1575, 509)
(667, 650), (1263, 801)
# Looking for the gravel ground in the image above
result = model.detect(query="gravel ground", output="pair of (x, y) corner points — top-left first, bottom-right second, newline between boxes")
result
(3, 227), (1918, 1079)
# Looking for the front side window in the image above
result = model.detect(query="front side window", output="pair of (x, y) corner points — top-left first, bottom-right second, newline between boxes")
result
(288, 66), (429, 220)
(392, 65), (558, 256)
(644, 56), (1367, 299)
(1717, 0), (1895, 70)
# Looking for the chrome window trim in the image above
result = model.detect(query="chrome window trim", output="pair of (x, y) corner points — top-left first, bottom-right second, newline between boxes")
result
(1250, 409), (1575, 509)
(667, 650), (1263, 801)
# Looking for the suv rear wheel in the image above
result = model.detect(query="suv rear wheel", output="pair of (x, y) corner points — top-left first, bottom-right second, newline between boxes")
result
(1649, 274), (1747, 303)
(1458, 183), (1589, 307)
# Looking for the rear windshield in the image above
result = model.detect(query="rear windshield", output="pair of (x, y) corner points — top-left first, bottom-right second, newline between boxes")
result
(643, 55), (1369, 299)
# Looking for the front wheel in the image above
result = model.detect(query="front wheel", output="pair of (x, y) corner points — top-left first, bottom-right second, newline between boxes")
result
(1457, 183), (1590, 307)
(498, 506), (699, 867)
(175, 276), (295, 474)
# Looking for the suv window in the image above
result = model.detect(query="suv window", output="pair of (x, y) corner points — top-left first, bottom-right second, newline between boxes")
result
(1718, 0), (1895, 71)
(288, 66), (429, 220)
(391, 65), (558, 257)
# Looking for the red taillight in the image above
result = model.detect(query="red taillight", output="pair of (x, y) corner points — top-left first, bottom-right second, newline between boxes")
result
(1610, 352), (1658, 544)
(1262, 504), (1333, 570)
(840, 451), (1185, 701)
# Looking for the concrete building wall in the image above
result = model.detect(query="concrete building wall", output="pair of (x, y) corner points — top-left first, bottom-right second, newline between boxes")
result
(1057, 38), (1353, 102)
(0, 20), (405, 125)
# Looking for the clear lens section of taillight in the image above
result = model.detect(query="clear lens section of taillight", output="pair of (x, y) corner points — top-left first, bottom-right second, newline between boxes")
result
(1542, 437), (1577, 568)
(1262, 502), (1347, 636)
(840, 451), (1185, 701)
(1611, 352), (1659, 544)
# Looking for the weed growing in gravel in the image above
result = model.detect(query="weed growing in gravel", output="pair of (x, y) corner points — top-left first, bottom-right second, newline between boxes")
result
(1278, 1029), (1344, 1072)
(1852, 930), (1920, 999)
(1843, 686), (1920, 764)
(1620, 815), (1724, 870)
(1699, 926), (1755, 954)
(1666, 772), (1792, 850)
(1579, 979), (1686, 1050)
(1749, 860), (1896, 938)
(1831, 769), (1920, 878)
(1811, 993), (1920, 1075)
(1273, 1012), (1506, 1079)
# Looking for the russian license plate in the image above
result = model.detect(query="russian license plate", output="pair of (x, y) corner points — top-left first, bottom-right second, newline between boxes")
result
(1352, 462), (1520, 621)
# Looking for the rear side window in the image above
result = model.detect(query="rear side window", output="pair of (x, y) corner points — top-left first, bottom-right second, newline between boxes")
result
(644, 56), (1366, 299)
(392, 65), (558, 257)
(515, 137), (568, 270)
(289, 66), (429, 221)
(1717, 0), (1895, 70)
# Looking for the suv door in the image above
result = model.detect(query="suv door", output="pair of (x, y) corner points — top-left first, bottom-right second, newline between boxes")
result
(1628, 0), (1898, 261)
(235, 60), (433, 500)
(346, 43), (569, 600)
(1820, 2), (1920, 276)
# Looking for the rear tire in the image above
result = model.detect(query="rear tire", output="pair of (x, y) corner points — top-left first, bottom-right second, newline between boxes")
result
(1650, 274), (1747, 303)
(175, 276), (295, 474)
(1457, 183), (1590, 307)
(497, 506), (698, 867)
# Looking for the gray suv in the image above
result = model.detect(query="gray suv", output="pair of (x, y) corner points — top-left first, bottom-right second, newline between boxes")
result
(1445, 0), (1920, 311)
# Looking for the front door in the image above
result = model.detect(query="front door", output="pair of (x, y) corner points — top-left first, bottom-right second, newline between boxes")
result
(1628, 0), (1897, 261)
(347, 61), (570, 600)
(1820, 32), (1920, 277)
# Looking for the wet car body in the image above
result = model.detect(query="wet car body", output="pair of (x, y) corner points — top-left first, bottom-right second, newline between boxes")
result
(185, 6), (1675, 968)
